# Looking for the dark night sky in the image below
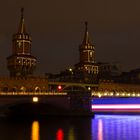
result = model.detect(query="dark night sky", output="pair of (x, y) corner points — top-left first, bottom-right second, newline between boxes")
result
(0, 0), (140, 76)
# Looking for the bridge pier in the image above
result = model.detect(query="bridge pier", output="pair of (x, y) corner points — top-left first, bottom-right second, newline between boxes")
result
(68, 91), (93, 116)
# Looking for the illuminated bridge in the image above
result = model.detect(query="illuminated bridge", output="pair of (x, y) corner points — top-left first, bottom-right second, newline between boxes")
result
(92, 91), (140, 98)
(0, 80), (98, 116)
(92, 82), (140, 98)
(91, 83), (140, 113)
(0, 91), (92, 117)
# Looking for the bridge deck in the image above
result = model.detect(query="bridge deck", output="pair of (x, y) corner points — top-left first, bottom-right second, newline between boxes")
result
(0, 92), (67, 96)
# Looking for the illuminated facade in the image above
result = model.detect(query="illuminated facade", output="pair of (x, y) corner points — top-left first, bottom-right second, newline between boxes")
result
(7, 8), (37, 78)
(1, 8), (48, 92)
(75, 22), (98, 74)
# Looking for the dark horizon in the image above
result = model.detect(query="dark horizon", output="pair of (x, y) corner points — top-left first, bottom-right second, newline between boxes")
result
(0, 0), (140, 76)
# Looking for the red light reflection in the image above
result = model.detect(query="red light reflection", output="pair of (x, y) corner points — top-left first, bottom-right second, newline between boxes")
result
(56, 129), (64, 140)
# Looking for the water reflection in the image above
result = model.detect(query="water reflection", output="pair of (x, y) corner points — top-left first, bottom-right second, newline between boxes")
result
(56, 129), (64, 140)
(30, 119), (77, 140)
(30, 118), (90, 140)
(92, 115), (140, 140)
(97, 119), (103, 140)
(1, 115), (140, 140)
(31, 121), (40, 140)
(68, 128), (75, 140)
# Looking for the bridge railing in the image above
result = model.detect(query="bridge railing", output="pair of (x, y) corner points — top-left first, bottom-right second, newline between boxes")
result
(92, 91), (140, 98)
(0, 92), (68, 96)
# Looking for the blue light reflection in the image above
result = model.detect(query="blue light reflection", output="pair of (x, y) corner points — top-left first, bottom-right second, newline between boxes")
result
(92, 115), (140, 140)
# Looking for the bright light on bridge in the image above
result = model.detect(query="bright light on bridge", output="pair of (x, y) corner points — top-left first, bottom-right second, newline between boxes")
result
(33, 97), (38, 102)
(92, 91), (140, 97)
(58, 85), (62, 91)
(88, 87), (91, 91)
(92, 104), (140, 113)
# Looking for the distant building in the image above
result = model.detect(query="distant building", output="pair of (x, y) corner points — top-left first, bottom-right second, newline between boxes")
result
(118, 68), (140, 84)
(98, 62), (121, 81)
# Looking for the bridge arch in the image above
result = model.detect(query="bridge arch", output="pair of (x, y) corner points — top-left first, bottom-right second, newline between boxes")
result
(12, 87), (17, 92)
(4, 96), (71, 116)
(63, 85), (87, 92)
(2, 87), (9, 92)
(35, 86), (41, 92)
(20, 86), (26, 92)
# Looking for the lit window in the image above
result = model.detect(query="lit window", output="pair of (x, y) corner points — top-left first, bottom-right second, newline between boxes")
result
(90, 51), (93, 56)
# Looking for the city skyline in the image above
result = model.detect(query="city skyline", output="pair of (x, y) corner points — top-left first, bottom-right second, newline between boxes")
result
(0, 0), (140, 75)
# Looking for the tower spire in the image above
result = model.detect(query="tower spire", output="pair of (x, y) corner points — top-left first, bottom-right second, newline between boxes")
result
(21, 7), (24, 18)
(18, 8), (26, 33)
(85, 21), (88, 31)
(82, 21), (91, 45)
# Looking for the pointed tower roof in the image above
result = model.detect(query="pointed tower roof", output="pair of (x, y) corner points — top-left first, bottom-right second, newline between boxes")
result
(82, 21), (91, 45)
(18, 8), (26, 34)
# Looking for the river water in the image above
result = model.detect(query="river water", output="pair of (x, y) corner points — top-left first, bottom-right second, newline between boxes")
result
(0, 114), (140, 140)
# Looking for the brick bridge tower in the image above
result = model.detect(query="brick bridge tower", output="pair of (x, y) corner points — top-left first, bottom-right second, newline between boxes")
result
(75, 22), (98, 74)
(7, 8), (37, 77)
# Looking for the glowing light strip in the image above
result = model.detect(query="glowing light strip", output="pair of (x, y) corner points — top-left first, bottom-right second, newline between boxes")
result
(92, 104), (140, 109)
(0, 92), (67, 96)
